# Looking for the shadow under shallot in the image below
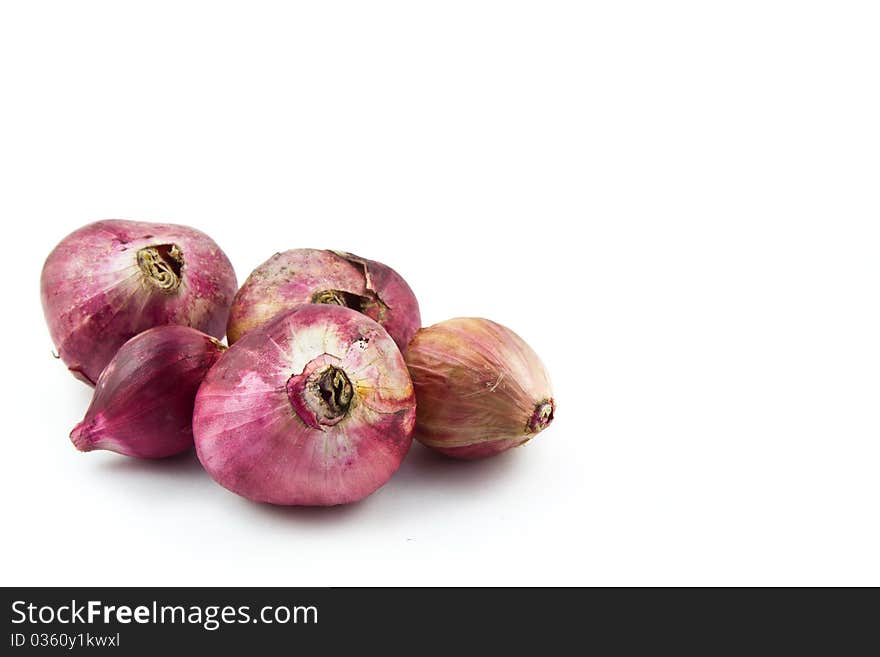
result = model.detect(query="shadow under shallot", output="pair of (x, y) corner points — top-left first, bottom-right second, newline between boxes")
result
(87, 449), (217, 505)
(389, 441), (525, 492)
(96, 448), (206, 477)
(245, 496), (368, 525)
(93, 448), (369, 523)
(248, 442), (528, 524)
(89, 438), (529, 524)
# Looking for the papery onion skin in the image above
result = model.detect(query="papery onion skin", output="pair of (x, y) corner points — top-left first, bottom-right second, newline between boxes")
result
(405, 318), (555, 460)
(70, 326), (225, 459)
(226, 249), (421, 352)
(41, 219), (237, 385)
(194, 304), (416, 506)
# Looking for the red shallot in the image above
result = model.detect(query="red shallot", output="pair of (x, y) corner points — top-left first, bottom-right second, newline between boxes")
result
(194, 304), (416, 505)
(41, 219), (237, 385)
(70, 326), (225, 459)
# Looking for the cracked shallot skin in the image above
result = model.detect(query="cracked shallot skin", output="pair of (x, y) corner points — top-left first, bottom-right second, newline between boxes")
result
(70, 326), (226, 458)
(194, 304), (416, 506)
(405, 318), (555, 460)
(41, 220), (237, 385)
(226, 249), (421, 352)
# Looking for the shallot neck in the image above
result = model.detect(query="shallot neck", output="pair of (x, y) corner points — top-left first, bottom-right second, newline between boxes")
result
(311, 288), (389, 322)
(529, 399), (555, 433)
(138, 244), (183, 292)
(316, 366), (353, 418)
(287, 360), (354, 429)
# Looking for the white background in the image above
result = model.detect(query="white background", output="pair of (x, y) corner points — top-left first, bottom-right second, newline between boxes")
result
(1, 1), (878, 586)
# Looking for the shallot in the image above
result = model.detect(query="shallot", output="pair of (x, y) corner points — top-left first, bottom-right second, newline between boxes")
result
(194, 304), (416, 505)
(405, 317), (555, 459)
(70, 326), (226, 458)
(41, 219), (237, 385)
(227, 249), (420, 351)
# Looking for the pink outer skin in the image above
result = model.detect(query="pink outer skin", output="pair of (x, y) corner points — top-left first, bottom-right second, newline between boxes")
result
(41, 219), (237, 385)
(194, 304), (416, 506)
(70, 326), (225, 459)
(430, 436), (534, 460)
(405, 317), (555, 461)
(226, 249), (421, 352)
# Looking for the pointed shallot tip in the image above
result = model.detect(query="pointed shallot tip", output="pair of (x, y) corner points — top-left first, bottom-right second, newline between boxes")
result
(529, 400), (556, 434)
(69, 419), (95, 453)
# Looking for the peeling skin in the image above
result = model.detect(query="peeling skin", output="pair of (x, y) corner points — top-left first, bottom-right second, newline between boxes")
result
(40, 220), (238, 385)
(404, 317), (555, 460)
(310, 288), (389, 322)
(226, 249), (420, 351)
(328, 251), (391, 321)
(194, 304), (416, 506)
